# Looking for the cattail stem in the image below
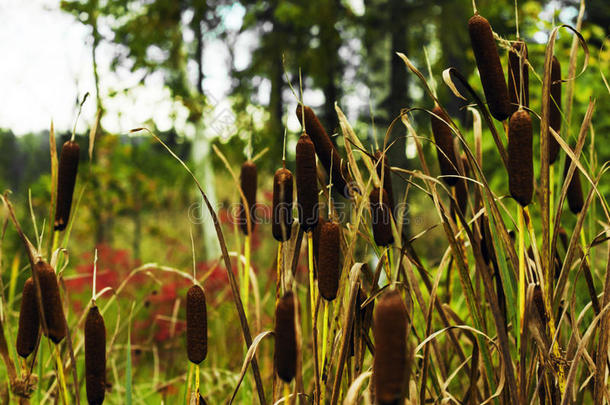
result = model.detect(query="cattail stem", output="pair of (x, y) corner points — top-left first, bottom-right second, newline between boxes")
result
(384, 248), (392, 282)
(185, 363), (193, 405)
(55, 345), (70, 405)
(549, 166), (555, 242)
(321, 301), (329, 371)
(308, 232), (316, 322)
(276, 242), (282, 301)
(242, 235), (251, 319)
(388, 247), (396, 285)
(284, 383), (291, 405)
(517, 207), (526, 343)
(195, 364), (200, 397)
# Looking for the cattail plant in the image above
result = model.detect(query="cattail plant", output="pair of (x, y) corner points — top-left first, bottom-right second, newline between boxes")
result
(54, 140), (80, 231)
(369, 187), (394, 247)
(296, 105), (352, 198)
(454, 154), (470, 216)
(317, 221), (340, 301)
(373, 151), (395, 212)
(272, 167), (294, 242)
(274, 291), (297, 383)
(468, 14), (511, 121)
(239, 160), (257, 235)
(430, 105), (459, 186)
(85, 304), (106, 405)
(563, 154), (584, 214)
(16, 277), (39, 358)
(296, 133), (319, 231)
(186, 285), (207, 365)
(373, 290), (408, 404)
(507, 110), (534, 207)
(35, 260), (66, 343)
(507, 40), (529, 115)
(548, 56), (562, 164)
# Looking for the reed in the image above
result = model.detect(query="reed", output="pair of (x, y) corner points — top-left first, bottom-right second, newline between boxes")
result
(16, 277), (39, 358)
(85, 304), (106, 405)
(563, 154), (584, 214)
(239, 160), (257, 235)
(272, 167), (294, 242)
(549, 56), (562, 164)
(296, 105), (352, 198)
(507, 110), (534, 206)
(373, 151), (395, 212)
(317, 221), (340, 301)
(369, 187), (394, 247)
(274, 291), (297, 383)
(468, 14), (511, 121)
(430, 105), (459, 186)
(54, 140), (80, 231)
(35, 260), (66, 343)
(186, 285), (207, 365)
(296, 133), (319, 231)
(508, 40), (530, 114)
(373, 290), (408, 404)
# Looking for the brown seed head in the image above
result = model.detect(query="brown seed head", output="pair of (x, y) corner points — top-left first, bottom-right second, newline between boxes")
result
(563, 154), (584, 214)
(373, 290), (408, 404)
(35, 261), (66, 343)
(549, 56), (562, 164)
(318, 221), (341, 301)
(369, 187), (394, 247)
(239, 161), (257, 235)
(274, 291), (297, 383)
(507, 40), (530, 114)
(186, 285), (207, 364)
(430, 106), (459, 186)
(507, 110), (534, 206)
(296, 133), (319, 231)
(296, 105), (352, 198)
(54, 140), (80, 231)
(85, 305), (106, 405)
(16, 278), (39, 358)
(468, 14), (511, 121)
(272, 168), (294, 242)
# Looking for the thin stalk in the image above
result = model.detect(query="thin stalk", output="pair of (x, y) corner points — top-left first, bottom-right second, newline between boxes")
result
(276, 242), (282, 300)
(308, 232), (316, 321)
(55, 346), (70, 405)
(243, 235), (251, 319)
(321, 301), (329, 374)
(284, 383), (291, 405)
(518, 207), (526, 345)
(195, 364), (200, 397)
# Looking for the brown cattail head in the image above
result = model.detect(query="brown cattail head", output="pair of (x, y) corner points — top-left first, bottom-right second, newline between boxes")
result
(35, 261), (66, 343)
(272, 167), (294, 242)
(468, 14), (511, 121)
(186, 285), (207, 364)
(296, 133), (319, 231)
(274, 291), (297, 383)
(430, 106), (459, 186)
(507, 40), (530, 115)
(296, 105), (352, 198)
(16, 278), (39, 358)
(507, 110), (534, 206)
(563, 154), (584, 214)
(238, 160), (257, 235)
(85, 305), (106, 405)
(373, 290), (408, 404)
(373, 151), (395, 212)
(549, 56), (562, 164)
(54, 140), (80, 231)
(318, 221), (341, 301)
(369, 187), (394, 247)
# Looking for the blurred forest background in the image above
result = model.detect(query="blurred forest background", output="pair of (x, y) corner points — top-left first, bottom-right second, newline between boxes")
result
(0, 0), (609, 386)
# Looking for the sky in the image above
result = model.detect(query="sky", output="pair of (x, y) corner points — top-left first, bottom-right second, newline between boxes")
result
(0, 0), (577, 138)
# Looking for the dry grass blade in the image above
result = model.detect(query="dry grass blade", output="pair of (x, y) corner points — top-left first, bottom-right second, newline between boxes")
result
(133, 128), (267, 405)
(228, 330), (273, 404)
(342, 371), (371, 405)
